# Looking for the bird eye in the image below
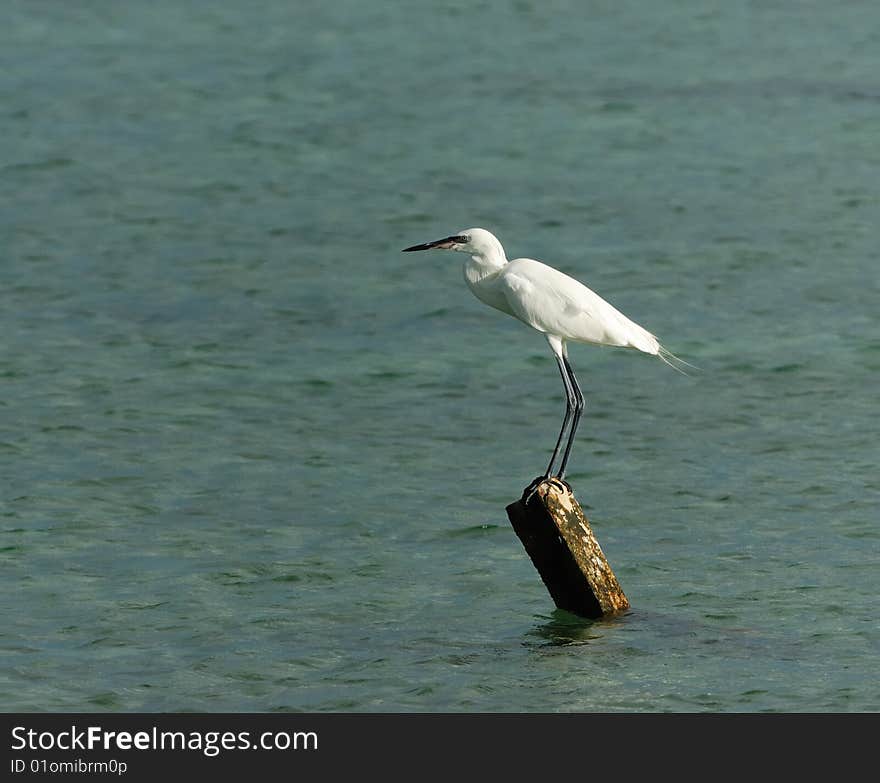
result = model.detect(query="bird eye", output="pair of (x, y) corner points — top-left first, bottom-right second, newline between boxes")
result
(457, 235), (470, 243)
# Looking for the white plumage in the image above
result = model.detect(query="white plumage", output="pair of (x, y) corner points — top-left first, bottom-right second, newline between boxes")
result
(403, 227), (684, 480)
(497, 258), (661, 354)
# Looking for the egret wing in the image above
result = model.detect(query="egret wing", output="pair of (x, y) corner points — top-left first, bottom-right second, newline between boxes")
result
(498, 258), (659, 353)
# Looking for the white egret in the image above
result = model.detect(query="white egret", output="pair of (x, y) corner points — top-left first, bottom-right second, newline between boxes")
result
(403, 228), (687, 481)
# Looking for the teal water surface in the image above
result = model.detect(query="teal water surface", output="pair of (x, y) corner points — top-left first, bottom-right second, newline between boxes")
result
(2, 1), (878, 712)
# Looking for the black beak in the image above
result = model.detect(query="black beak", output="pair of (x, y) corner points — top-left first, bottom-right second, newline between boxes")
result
(402, 235), (467, 252)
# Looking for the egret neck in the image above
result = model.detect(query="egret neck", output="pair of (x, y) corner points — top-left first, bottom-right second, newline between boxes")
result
(462, 239), (512, 316)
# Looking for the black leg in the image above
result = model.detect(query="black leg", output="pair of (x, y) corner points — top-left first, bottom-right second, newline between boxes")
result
(556, 356), (585, 480)
(544, 353), (576, 478)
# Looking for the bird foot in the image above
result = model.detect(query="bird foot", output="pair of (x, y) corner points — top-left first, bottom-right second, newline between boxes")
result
(549, 476), (572, 494)
(522, 476), (546, 505)
(522, 475), (572, 505)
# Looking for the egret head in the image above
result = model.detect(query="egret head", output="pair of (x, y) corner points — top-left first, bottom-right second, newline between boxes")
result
(402, 227), (504, 259)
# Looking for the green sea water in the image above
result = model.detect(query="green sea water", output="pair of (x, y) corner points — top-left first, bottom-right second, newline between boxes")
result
(2, 0), (878, 711)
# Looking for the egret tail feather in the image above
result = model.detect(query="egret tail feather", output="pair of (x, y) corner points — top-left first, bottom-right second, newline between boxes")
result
(658, 345), (698, 376)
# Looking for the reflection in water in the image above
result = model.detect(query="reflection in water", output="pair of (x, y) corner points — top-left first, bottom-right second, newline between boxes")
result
(527, 608), (632, 647)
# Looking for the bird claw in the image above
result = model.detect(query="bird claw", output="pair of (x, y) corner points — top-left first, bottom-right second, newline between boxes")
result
(549, 477), (572, 494)
(522, 476), (546, 506)
(522, 475), (572, 505)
